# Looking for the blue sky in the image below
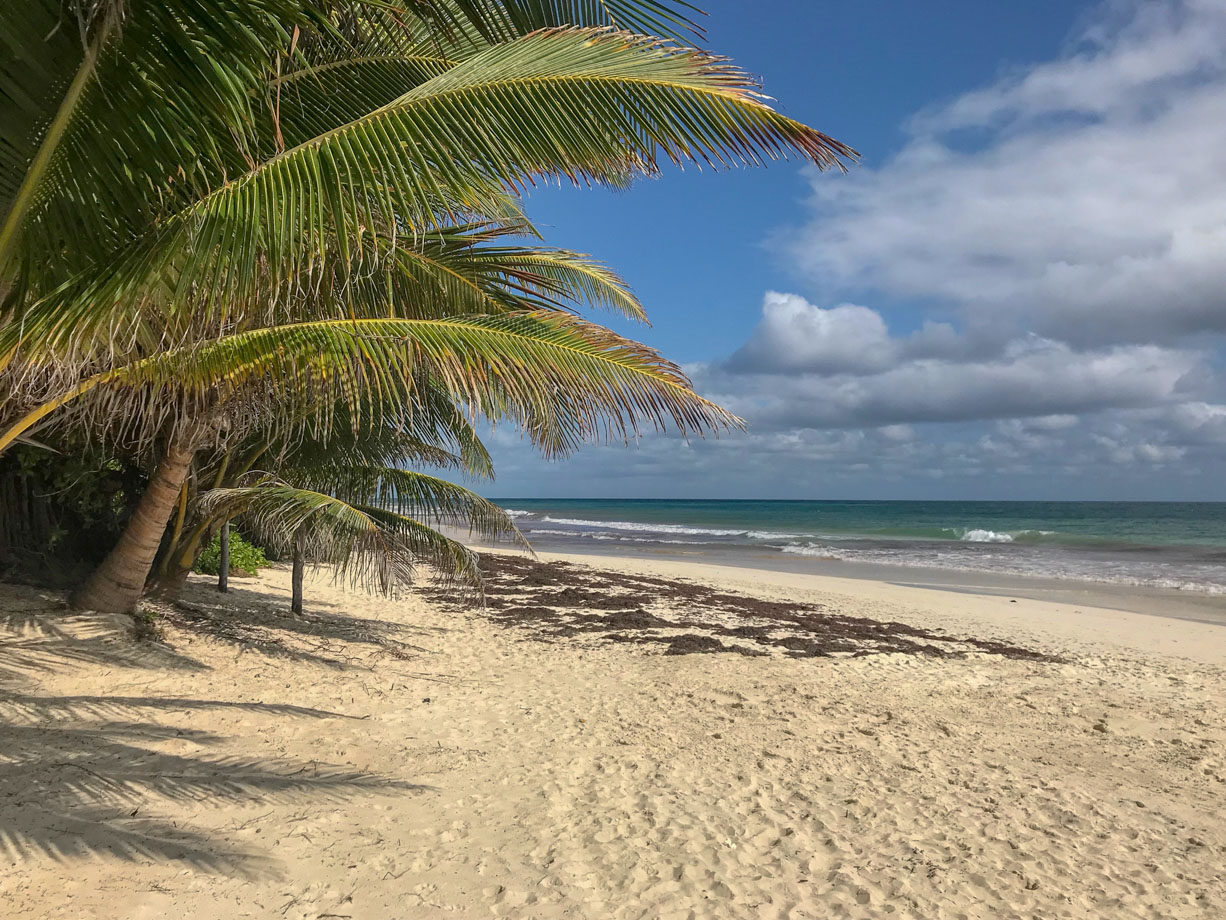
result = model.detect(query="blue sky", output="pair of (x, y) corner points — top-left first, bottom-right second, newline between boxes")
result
(480, 0), (1226, 501)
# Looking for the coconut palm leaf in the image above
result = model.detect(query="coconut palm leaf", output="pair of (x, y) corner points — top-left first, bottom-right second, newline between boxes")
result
(199, 482), (489, 592)
(240, 218), (641, 326)
(273, 0), (707, 140)
(2, 2), (706, 290)
(0, 311), (740, 456)
(287, 465), (525, 540)
(6, 26), (855, 357)
(433, 0), (705, 43)
(324, 221), (647, 321)
(318, 0), (704, 48)
(0, 0), (341, 278)
(271, 50), (459, 147)
(246, 392), (496, 479)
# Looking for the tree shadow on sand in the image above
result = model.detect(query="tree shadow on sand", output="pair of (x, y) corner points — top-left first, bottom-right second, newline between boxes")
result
(0, 690), (431, 878)
(0, 583), (209, 684)
(0, 583), (432, 879)
(159, 576), (442, 669)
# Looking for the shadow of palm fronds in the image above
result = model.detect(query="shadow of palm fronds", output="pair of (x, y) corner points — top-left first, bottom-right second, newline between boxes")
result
(0, 632), (209, 683)
(0, 804), (278, 876)
(164, 578), (436, 668)
(0, 692), (429, 878)
(1, 584), (208, 683)
(0, 691), (350, 723)
(4, 723), (406, 806)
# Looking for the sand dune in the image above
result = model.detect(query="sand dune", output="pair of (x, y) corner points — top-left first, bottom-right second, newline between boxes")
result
(2, 551), (1224, 918)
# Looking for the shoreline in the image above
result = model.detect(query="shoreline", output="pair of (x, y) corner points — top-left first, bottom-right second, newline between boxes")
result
(467, 544), (1226, 666)
(489, 499), (1226, 602)
(465, 534), (1226, 628)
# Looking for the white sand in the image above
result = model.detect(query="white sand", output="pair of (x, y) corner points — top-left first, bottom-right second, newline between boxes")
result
(2, 550), (1224, 918)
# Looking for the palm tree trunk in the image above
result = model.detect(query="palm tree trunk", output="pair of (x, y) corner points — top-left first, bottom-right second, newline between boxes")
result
(150, 515), (216, 599)
(70, 437), (196, 613)
(217, 522), (230, 592)
(149, 561), (193, 600)
(291, 527), (306, 616)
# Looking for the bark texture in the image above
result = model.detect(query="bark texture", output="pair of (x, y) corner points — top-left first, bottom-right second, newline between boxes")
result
(70, 438), (196, 613)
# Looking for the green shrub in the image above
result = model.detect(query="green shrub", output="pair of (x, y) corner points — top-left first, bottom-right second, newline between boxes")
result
(195, 530), (268, 577)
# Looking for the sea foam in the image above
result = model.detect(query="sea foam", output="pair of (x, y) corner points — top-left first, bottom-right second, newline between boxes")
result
(960, 529), (1015, 543)
(540, 516), (747, 537)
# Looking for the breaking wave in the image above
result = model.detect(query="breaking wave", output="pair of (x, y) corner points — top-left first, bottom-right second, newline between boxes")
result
(541, 516), (749, 537)
(491, 502), (1226, 596)
(960, 529), (1015, 543)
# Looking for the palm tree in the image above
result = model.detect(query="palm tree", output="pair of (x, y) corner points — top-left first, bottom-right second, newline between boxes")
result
(143, 218), (655, 601)
(202, 468), (522, 613)
(0, 1), (855, 613)
(154, 389), (499, 597)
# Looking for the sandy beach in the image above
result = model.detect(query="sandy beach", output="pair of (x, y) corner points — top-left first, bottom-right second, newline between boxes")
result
(2, 550), (1224, 919)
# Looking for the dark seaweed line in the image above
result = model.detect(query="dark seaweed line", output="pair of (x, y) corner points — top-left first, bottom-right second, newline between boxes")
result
(425, 554), (1057, 663)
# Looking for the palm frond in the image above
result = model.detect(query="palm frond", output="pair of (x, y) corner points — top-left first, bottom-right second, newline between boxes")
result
(448, 0), (705, 42)
(199, 482), (486, 593)
(0, 312), (740, 456)
(254, 393), (495, 479)
(286, 465), (525, 543)
(6, 26), (854, 357)
(324, 221), (647, 321)
(0, 1), (342, 277)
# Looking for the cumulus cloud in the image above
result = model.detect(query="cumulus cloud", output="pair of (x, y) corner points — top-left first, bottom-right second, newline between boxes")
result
(695, 293), (1206, 430)
(786, 0), (1226, 346)
(725, 292), (895, 374)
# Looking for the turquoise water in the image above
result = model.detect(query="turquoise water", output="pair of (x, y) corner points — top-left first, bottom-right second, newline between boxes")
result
(490, 500), (1226, 595)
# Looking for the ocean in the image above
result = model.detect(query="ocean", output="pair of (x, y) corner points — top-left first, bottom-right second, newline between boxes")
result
(489, 500), (1226, 597)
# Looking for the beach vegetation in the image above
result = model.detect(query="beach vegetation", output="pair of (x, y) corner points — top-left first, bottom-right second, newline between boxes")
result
(0, 0), (853, 613)
(195, 532), (269, 579)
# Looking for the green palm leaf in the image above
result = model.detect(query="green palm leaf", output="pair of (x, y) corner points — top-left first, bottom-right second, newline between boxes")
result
(278, 465), (524, 542)
(274, 1), (707, 139)
(7, 26), (854, 356)
(335, 222), (647, 321)
(0, 311), (740, 456)
(0, 1), (342, 275)
(439, 0), (705, 43)
(199, 482), (488, 592)
(253, 219), (642, 326)
(254, 393), (496, 479)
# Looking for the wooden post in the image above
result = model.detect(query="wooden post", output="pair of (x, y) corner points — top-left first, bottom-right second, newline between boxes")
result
(291, 526), (305, 616)
(217, 522), (230, 593)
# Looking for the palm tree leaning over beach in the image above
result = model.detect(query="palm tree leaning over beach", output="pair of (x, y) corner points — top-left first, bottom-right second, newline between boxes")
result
(0, 0), (855, 614)
(141, 217), (681, 600)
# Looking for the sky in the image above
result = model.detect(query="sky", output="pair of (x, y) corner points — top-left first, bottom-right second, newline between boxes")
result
(479, 0), (1226, 501)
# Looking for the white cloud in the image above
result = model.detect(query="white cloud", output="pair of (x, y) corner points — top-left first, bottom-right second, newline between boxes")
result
(878, 424), (916, 442)
(696, 293), (1205, 429)
(1168, 401), (1226, 443)
(915, 0), (1226, 132)
(786, 0), (1226, 346)
(726, 292), (895, 374)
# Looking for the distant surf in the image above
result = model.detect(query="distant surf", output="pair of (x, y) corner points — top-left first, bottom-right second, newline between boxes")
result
(492, 499), (1226, 596)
